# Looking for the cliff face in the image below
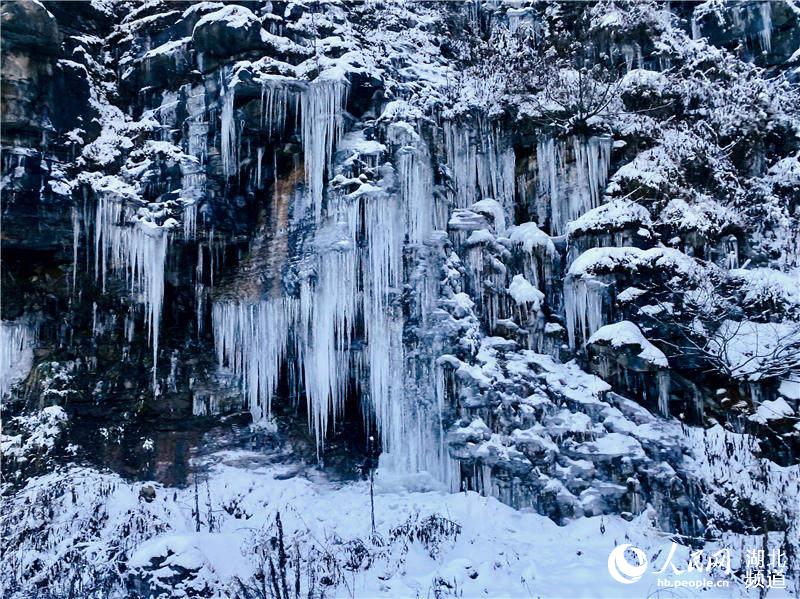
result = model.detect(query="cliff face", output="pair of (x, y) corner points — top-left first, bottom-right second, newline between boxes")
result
(2, 1), (800, 596)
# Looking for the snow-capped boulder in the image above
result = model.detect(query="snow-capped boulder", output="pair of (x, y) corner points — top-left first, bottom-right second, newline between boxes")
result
(192, 5), (265, 63)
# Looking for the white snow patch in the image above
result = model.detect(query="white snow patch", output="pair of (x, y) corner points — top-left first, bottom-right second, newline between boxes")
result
(588, 321), (669, 367)
(507, 274), (544, 309)
(748, 398), (794, 424)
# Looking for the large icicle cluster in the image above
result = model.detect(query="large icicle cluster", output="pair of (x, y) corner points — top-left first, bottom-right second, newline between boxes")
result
(388, 119), (437, 244)
(212, 299), (294, 422)
(211, 101), (457, 478)
(219, 75), (348, 222)
(302, 79), (349, 221)
(212, 193), (360, 447)
(536, 136), (612, 235)
(1, 319), (38, 398)
(564, 276), (609, 349)
(444, 119), (516, 219)
(94, 195), (171, 390)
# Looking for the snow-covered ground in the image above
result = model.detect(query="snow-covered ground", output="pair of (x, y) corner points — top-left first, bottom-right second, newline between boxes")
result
(4, 447), (794, 598)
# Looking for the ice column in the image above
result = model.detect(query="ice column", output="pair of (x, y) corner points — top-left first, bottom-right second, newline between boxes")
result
(1, 320), (38, 398)
(390, 123), (436, 244)
(362, 192), (405, 455)
(298, 213), (359, 447)
(220, 89), (238, 177)
(758, 2), (772, 53)
(658, 371), (671, 416)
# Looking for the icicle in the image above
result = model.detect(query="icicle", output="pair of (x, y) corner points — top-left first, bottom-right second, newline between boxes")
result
(301, 79), (348, 221)
(183, 201), (197, 239)
(747, 382), (765, 408)
(220, 89), (238, 177)
(1, 319), (38, 398)
(213, 298), (295, 420)
(220, 75), (344, 213)
(92, 301), (99, 336)
(724, 235), (739, 269)
(758, 2), (772, 53)
(658, 370), (670, 416)
(290, 196), (360, 447)
(187, 121), (208, 164)
(261, 78), (297, 139)
(184, 82), (208, 163)
(691, 13), (701, 40)
(211, 194), (358, 444)
(167, 351), (179, 393)
(536, 136), (565, 234)
(94, 193), (123, 292)
(256, 147), (264, 189)
(180, 158), (204, 240)
(573, 136), (612, 213)
(477, 123), (516, 217)
(564, 276), (607, 348)
(72, 206), (80, 292)
(390, 123), (436, 244)
(94, 195), (169, 391)
(196, 244), (205, 335)
(444, 119), (516, 219)
(444, 121), (475, 209)
(125, 307), (136, 344)
(362, 192), (405, 455)
(536, 136), (612, 235)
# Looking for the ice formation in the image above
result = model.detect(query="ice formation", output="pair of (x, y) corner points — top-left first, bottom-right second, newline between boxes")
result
(389, 121), (437, 244)
(220, 87), (238, 178)
(212, 299), (292, 422)
(301, 79), (349, 221)
(444, 119), (516, 218)
(299, 206), (359, 446)
(361, 191), (405, 454)
(71, 206), (80, 292)
(759, 2), (773, 52)
(564, 275), (608, 349)
(1, 319), (38, 398)
(94, 195), (169, 390)
(210, 106), (454, 473)
(260, 77), (298, 139)
(221, 74), (348, 222)
(536, 136), (612, 235)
